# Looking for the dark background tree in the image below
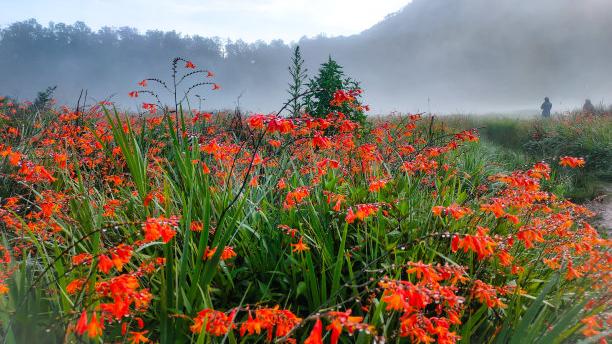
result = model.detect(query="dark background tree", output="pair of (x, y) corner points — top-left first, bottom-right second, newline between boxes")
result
(32, 85), (57, 111)
(286, 46), (308, 117)
(304, 57), (366, 123)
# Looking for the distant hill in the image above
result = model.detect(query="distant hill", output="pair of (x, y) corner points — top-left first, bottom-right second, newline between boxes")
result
(1, 0), (611, 113)
(318, 0), (612, 112)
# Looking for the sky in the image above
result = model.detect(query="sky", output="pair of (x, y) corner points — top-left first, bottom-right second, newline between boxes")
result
(0, 0), (411, 42)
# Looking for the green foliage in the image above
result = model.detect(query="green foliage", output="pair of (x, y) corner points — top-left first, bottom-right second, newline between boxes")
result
(304, 56), (366, 123)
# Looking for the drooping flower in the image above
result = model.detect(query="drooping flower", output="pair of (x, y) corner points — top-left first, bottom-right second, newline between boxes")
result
(86, 312), (104, 338)
(129, 330), (150, 344)
(75, 310), (88, 335)
(471, 280), (506, 308)
(580, 316), (603, 337)
(304, 318), (323, 344)
(142, 216), (179, 243)
(346, 204), (379, 223)
(98, 255), (114, 274)
(559, 156), (585, 168)
(203, 246), (237, 261)
(240, 313), (263, 337)
(382, 290), (405, 311)
(190, 309), (236, 336)
(368, 179), (388, 192)
(284, 187), (310, 209)
(432, 204), (472, 220)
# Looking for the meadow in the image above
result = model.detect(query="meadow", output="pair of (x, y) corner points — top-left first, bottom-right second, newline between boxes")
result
(0, 61), (610, 343)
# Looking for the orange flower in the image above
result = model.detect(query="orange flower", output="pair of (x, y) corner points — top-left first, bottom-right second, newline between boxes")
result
(98, 255), (114, 274)
(86, 312), (104, 338)
(190, 309), (236, 336)
(283, 187), (310, 209)
(516, 228), (545, 249)
(304, 318), (323, 344)
(7, 151), (22, 166)
(480, 202), (505, 218)
(432, 204), (472, 220)
(452, 227), (496, 260)
(128, 91), (139, 98)
(202, 162), (211, 174)
(327, 319), (343, 344)
(559, 156), (585, 168)
(312, 135), (331, 149)
(454, 130), (479, 142)
(580, 316), (602, 336)
(54, 153), (67, 168)
(368, 179), (388, 192)
(248, 115), (265, 129)
(111, 244), (133, 271)
(240, 313), (263, 336)
(138, 79), (147, 87)
(471, 280), (506, 308)
(185, 60), (196, 69)
(496, 251), (513, 267)
(268, 139), (282, 148)
(142, 103), (156, 113)
(325, 311), (365, 344)
(75, 310), (88, 335)
(291, 238), (309, 253)
(129, 330), (149, 343)
(528, 162), (551, 180)
(382, 290), (404, 311)
(72, 253), (93, 266)
(565, 261), (582, 280)
(451, 234), (460, 252)
(346, 204), (379, 223)
(330, 90), (356, 107)
(103, 199), (122, 217)
(190, 221), (203, 232)
(142, 216), (179, 243)
(203, 246), (237, 261)
(66, 279), (84, 294)
(221, 246), (237, 260)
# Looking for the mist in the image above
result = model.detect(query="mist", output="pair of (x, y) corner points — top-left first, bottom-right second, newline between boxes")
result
(1, 0), (611, 114)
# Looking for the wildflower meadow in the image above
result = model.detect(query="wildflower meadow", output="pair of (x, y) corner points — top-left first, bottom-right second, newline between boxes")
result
(0, 59), (610, 343)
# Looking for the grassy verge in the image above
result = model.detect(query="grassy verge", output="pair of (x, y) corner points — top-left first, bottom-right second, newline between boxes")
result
(440, 112), (612, 201)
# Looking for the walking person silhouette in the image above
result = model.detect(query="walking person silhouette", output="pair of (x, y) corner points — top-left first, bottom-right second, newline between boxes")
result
(541, 97), (552, 117)
(583, 99), (596, 114)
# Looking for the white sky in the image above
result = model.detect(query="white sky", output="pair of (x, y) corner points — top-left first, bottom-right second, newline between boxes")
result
(1, 0), (411, 42)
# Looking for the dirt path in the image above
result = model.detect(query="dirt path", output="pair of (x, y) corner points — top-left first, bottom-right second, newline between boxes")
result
(584, 184), (612, 234)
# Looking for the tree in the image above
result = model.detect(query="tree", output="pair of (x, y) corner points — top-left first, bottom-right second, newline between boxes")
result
(32, 86), (57, 111)
(304, 56), (366, 123)
(286, 46), (308, 117)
